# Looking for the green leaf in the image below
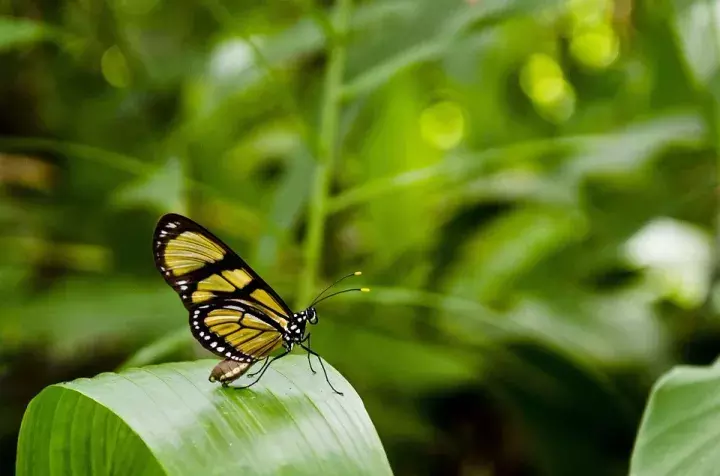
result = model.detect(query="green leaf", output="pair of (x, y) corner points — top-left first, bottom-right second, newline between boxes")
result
(669, 0), (720, 88)
(118, 327), (191, 370)
(17, 358), (392, 476)
(112, 156), (187, 214)
(341, 0), (565, 100)
(0, 279), (179, 358)
(0, 16), (50, 51)
(630, 364), (720, 476)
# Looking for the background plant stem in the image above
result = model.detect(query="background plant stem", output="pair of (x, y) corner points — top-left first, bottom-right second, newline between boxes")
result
(298, 0), (352, 307)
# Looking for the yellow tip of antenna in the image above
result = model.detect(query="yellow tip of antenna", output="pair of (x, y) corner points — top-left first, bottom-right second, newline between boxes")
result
(354, 271), (362, 276)
(361, 287), (371, 292)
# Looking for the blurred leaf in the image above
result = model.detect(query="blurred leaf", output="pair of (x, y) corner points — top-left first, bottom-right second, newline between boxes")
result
(0, 137), (151, 175)
(0, 279), (179, 358)
(489, 342), (638, 476)
(566, 113), (707, 181)
(509, 288), (669, 367)
(357, 74), (441, 266)
(669, 0), (720, 88)
(0, 16), (50, 51)
(253, 145), (314, 266)
(341, 0), (565, 100)
(445, 206), (587, 303)
(630, 364), (720, 476)
(331, 113), (704, 214)
(118, 327), (190, 370)
(193, 0), (416, 114)
(113, 156), (187, 213)
(0, 136), (264, 229)
(360, 286), (510, 340)
(17, 358), (392, 476)
(315, 316), (478, 392)
(341, 42), (445, 101)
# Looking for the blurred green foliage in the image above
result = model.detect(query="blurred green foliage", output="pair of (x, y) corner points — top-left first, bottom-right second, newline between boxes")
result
(0, 0), (717, 474)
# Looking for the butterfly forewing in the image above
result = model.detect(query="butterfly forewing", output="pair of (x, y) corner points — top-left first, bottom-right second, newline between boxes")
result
(153, 213), (293, 328)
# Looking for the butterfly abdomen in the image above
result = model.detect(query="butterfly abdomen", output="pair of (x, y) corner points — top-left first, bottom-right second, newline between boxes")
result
(209, 359), (253, 384)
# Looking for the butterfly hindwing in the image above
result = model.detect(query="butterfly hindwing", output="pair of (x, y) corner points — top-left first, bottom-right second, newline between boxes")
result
(153, 214), (293, 328)
(190, 300), (284, 363)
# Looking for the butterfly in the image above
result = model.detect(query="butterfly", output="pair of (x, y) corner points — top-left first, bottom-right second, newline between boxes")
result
(152, 213), (367, 394)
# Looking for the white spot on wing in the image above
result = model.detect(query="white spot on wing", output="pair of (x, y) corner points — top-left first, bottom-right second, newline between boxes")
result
(210, 342), (217, 348)
(217, 347), (225, 352)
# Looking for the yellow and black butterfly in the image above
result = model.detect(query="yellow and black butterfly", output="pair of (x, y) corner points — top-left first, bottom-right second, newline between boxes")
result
(153, 213), (367, 394)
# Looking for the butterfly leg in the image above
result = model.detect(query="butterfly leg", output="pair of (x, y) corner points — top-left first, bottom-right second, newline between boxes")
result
(246, 356), (270, 377)
(235, 349), (290, 390)
(301, 334), (317, 374)
(299, 343), (343, 396)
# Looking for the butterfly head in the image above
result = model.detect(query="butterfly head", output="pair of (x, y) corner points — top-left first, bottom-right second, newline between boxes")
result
(286, 309), (315, 346)
(292, 307), (317, 327)
(306, 307), (318, 325)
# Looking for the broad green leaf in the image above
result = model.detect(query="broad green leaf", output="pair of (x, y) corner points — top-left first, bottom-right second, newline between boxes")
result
(17, 358), (392, 476)
(630, 364), (720, 476)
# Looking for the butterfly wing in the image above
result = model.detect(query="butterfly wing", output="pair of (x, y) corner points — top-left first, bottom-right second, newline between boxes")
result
(191, 299), (284, 362)
(153, 213), (295, 329)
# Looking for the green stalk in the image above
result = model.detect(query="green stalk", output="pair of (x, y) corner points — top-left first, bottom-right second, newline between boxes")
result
(298, 0), (352, 307)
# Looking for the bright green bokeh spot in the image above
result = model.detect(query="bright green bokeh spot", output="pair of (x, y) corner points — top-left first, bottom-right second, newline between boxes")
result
(101, 45), (131, 88)
(571, 24), (620, 69)
(419, 100), (465, 150)
(520, 54), (576, 123)
(520, 54), (565, 104)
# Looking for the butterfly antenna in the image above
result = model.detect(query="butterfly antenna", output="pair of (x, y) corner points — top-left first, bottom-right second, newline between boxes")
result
(310, 271), (362, 307)
(312, 288), (370, 307)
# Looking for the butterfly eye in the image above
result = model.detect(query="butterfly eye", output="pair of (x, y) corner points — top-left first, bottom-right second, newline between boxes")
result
(308, 308), (318, 324)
